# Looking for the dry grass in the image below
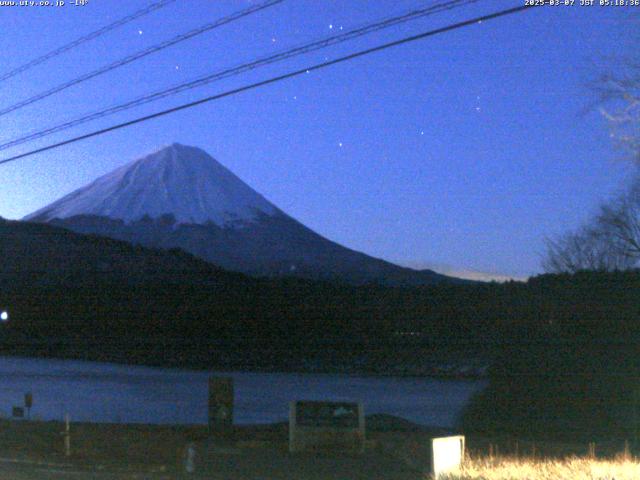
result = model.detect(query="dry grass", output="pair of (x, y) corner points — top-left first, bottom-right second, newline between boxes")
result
(442, 456), (640, 480)
(0, 419), (209, 472)
(3, 419), (640, 479)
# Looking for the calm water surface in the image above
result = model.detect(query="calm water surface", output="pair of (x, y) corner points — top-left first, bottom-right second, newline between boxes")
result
(0, 357), (486, 427)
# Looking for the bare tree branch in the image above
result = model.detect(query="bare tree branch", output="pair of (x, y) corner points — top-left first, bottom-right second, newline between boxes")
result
(543, 178), (640, 273)
(596, 63), (640, 163)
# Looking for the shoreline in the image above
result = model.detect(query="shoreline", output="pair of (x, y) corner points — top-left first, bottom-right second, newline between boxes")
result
(0, 353), (490, 381)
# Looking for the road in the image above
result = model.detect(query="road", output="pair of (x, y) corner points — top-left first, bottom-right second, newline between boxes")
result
(0, 441), (423, 479)
(0, 459), (172, 480)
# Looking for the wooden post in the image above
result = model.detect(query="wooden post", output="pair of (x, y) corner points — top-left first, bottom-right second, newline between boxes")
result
(64, 414), (71, 457)
(624, 440), (631, 459)
(208, 377), (234, 440)
(184, 442), (196, 474)
(514, 440), (519, 459)
(24, 393), (32, 420)
(634, 388), (639, 447)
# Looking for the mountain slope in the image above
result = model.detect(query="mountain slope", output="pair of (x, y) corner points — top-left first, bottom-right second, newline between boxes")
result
(26, 143), (278, 225)
(25, 143), (458, 286)
(0, 216), (246, 288)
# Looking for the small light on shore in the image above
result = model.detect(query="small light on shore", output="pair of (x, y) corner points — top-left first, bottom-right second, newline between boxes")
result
(1, 311), (8, 322)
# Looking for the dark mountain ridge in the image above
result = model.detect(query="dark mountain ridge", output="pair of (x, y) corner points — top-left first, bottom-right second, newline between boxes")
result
(0, 217), (486, 371)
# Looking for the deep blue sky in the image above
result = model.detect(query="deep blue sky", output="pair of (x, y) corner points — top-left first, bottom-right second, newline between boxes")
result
(0, 0), (637, 278)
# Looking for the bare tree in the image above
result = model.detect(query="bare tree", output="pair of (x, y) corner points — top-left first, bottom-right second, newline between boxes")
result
(594, 62), (640, 164)
(543, 224), (630, 274)
(543, 178), (640, 274)
(598, 181), (640, 263)
(542, 57), (640, 274)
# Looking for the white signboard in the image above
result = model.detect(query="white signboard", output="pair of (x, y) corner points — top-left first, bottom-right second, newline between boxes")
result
(431, 435), (465, 477)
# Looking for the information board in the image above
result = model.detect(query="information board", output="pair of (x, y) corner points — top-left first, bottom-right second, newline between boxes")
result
(289, 400), (365, 453)
(295, 401), (360, 428)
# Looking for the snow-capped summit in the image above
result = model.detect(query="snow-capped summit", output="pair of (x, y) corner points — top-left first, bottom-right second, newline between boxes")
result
(25, 144), (460, 286)
(25, 143), (278, 226)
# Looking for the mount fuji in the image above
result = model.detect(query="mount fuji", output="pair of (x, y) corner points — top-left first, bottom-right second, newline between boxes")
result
(25, 143), (456, 285)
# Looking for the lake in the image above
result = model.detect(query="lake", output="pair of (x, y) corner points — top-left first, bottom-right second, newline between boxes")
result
(0, 356), (486, 427)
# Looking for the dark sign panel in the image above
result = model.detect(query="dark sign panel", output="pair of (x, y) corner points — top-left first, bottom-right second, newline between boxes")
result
(295, 401), (359, 429)
(289, 400), (365, 453)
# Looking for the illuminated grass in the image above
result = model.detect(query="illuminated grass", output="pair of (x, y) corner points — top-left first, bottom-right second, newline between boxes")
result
(442, 456), (640, 480)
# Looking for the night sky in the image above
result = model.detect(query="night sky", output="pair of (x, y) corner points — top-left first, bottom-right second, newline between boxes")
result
(0, 0), (637, 279)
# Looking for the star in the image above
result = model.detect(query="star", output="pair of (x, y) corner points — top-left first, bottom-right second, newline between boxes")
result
(138, 30), (143, 35)
(338, 142), (343, 147)
(420, 130), (425, 136)
(329, 24), (333, 30)
(271, 37), (276, 43)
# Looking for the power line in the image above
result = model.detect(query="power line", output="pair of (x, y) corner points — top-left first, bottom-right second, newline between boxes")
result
(0, 0), (479, 152)
(0, 4), (534, 167)
(0, 0), (178, 82)
(0, 0), (284, 118)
